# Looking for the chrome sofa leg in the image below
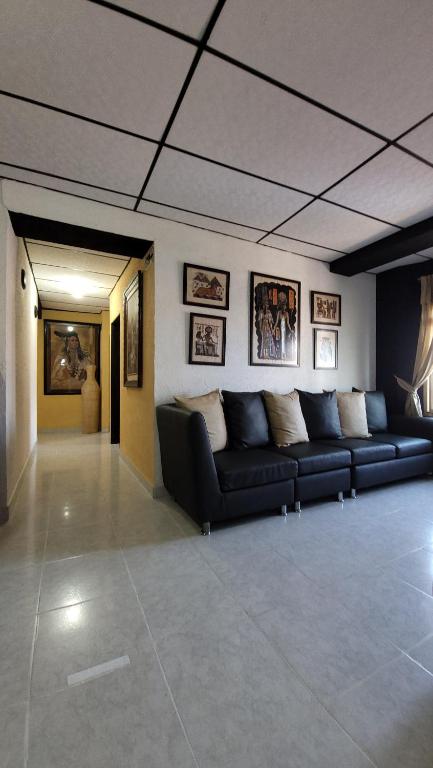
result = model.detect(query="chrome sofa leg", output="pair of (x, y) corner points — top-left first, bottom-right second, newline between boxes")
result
(350, 488), (357, 499)
(280, 504), (288, 516)
(294, 500), (301, 513)
(337, 491), (344, 503)
(201, 522), (211, 536)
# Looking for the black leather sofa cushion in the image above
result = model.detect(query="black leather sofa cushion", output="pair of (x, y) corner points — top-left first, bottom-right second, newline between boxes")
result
(297, 390), (342, 440)
(370, 433), (432, 458)
(320, 438), (396, 465)
(222, 390), (270, 449)
(213, 448), (297, 492)
(353, 389), (388, 433)
(266, 442), (350, 476)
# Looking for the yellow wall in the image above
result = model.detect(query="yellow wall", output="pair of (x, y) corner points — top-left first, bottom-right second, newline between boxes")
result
(110, 258), (155, 488)
(37, 309), (110, 431)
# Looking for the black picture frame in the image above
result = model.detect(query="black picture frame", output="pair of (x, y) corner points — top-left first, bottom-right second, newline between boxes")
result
(188, 312), (226, 366)
(44, 320), (101, 396)
(250, 271), (301, 367)
(311, 291), (341, 326)
(183, 262), (230, 310)
(313, 328), (338, 370)
(124, 271), (143, 388)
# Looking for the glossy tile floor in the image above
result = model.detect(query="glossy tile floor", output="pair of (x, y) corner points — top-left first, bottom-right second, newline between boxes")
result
(2, 434), (433, 768)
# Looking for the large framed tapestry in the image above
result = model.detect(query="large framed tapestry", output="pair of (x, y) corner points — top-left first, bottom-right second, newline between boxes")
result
(250, 272), (300, 367)
(44, 320), (100, 395)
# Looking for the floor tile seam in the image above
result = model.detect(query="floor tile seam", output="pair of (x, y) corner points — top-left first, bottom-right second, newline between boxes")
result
(391, 647), (433, 682)
(247, 612), (379, 768)
(391, 629), (433, 657)
(324, 650), (406, 706)
(24, 524), (48, 768)
(45, 517), (113, 532)
(394, 576), (433, 601)
(118, 543), (202, 768)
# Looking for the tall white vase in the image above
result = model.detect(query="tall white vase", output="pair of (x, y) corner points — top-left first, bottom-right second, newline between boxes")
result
(81, 364), (100, 434)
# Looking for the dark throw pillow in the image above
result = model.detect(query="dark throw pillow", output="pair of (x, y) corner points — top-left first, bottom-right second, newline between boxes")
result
(352, 389), (388, 433)
(296, 390), (342, 440)
(222, 391), (270, 449)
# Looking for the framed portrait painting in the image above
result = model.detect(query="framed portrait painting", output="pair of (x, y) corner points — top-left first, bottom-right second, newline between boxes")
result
(183, 263), (230, 310)
(311, 291), (341, 326)
(250, 272), (300, 367)
(44, 320), (100, 395)
(188, 313), (226, 366)
(124, 271), (143, 388)
(314, 328), (338, 370)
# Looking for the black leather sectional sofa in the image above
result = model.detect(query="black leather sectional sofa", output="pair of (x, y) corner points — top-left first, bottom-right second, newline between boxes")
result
(157, 392), (433, 535)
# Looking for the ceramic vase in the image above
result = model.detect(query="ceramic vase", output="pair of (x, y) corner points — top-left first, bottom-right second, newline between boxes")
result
(81, 364), (100, 434)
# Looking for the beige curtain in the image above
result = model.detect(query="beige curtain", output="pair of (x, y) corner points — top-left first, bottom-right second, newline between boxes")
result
(395, 274), (433, 416)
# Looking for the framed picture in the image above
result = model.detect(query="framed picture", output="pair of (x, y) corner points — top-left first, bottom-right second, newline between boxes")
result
(314, 328), (338, 370)
(124, 271), (143, 388)
(311, 291), (341, 326)
(188, 313), (226, 366)
(250, 272), (300, 367)
(44, 320), (100, 395)
(183, 263), (230, 310)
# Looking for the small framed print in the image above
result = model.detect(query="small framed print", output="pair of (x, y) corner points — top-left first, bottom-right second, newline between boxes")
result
(311, 291), (341, 326)
(124, 271), (143, 388)
(183, 263), (230, 310)
(314, 328), (338, 370)
(188, 313), (226, 366)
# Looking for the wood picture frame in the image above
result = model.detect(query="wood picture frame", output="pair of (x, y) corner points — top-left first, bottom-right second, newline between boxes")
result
(183, 262), (230, 310)
(188, 312), (226, 366)
(123, 271), (143, 388)
(250, 271), (301, 367)
(314, 328), (338, 370)
(311, 291), (341, 326)
(44, 320), (100, 395)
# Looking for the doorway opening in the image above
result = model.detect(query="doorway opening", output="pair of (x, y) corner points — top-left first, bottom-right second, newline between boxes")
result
(111, 315), (120, 444)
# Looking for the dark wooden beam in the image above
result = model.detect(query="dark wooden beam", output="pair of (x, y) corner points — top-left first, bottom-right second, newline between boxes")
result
(330, 214), (433, 276)
(9, 212), (153, 260)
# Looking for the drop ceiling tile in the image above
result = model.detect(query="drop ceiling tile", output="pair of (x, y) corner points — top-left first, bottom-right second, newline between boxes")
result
(325, 147), (433, 226)
(36, 279), (111, 299)
(399, 117), (433, 165)
(369, 254), (428, 274)
(0, 97), (155, 195)
(41, 301), (102, 314)
(0, 165), (135, 210)
(418, 247), (433, 259)
(39, 291), (109, 308)
(109, 0), (217, 38)
(145, 148), (312, 230)
(168, 54), (383, 194)
(275, 200), (399, 252)
(27, 244), (128, 277)
(0, 0), (196, 138)
(32, 264), (117, 290)
(138, 199), (265, 240)
(210, 0), (433, 138)
(261, 234), (342, 261)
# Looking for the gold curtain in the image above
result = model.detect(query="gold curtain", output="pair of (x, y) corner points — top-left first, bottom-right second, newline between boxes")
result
(395, 274), (433, 416)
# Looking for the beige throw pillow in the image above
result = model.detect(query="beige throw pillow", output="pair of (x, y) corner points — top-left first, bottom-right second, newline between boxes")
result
(336, 392), (371, 438)
(174, 390), (227, 452)
(263, 391), (309, 446)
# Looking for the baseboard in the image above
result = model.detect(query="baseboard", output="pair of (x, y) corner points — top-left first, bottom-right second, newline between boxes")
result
(38, 427), (82, 434)
(7, 442), (36, 509)
(119, 450), (162, 498)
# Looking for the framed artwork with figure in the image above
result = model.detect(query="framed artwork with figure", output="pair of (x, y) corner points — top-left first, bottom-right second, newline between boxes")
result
(183, 263), (230, 310)
(250, 272), (300, 367)
(314, 328), (338, 369)
(124, 271), (143, 387)
(188, 313), (226, 366)
(44, 320), (100, 395)
(311, 291), (341, 326)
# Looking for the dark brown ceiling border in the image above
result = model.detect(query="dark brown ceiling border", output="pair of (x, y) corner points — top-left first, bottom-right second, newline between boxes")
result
(9, 212), (153, 260)
(330, 214), (433, 276)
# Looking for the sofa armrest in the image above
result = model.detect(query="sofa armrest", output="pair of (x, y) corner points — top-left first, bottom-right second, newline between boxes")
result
(389, 414), (433, 441)
(156, 404), (223, 524)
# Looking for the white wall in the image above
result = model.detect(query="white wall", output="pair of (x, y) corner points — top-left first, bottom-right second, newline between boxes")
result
(0, 197), (8, 520)
(1, 180), (376, 488)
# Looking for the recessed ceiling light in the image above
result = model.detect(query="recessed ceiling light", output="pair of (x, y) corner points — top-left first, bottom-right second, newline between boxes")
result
(67, 325), (74, 332)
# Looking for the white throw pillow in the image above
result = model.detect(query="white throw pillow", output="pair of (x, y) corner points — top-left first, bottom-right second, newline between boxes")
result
(336, 392), (371, 438)
(174, 390), (227, 452)
(263, 391), (309, 446)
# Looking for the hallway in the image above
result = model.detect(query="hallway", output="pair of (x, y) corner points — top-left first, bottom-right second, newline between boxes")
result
(3, 434), (433, 767)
